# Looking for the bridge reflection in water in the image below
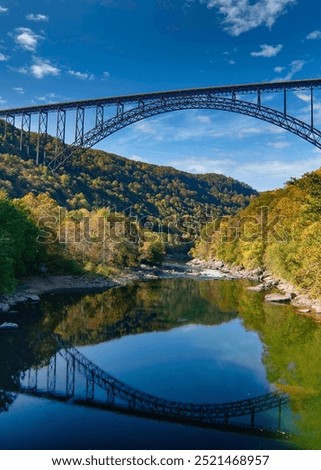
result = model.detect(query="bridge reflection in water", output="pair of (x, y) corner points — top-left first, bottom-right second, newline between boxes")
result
(11, 337), (290, 440)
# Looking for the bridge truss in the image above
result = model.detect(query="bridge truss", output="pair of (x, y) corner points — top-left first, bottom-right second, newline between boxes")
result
(10, 337), (289, 437)
(1, 78), (320, 171)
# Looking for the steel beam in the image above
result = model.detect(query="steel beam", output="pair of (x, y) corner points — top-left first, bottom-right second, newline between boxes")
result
(257, 90), (261, 108)
(106, 386), (115, 403)
(2, 77), (321, 117)
(75, 106), (85, 144)
(86, 375), (95, 401)
(3, 77), (321, 171)
(66, 355), (75, 398)
(56, 108), (66, 155)
(36, 110), (48, 165)
(20, 112), (31, 154)
(28, 368), (38, 391)
(95, 105), (104, 128)
(4, 114), (15, 139)
(311, 87), (314, 130)
(48, 95), (321, 172)
(117, 102), (124, 117)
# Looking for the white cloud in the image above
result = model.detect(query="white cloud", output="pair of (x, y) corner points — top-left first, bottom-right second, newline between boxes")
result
(295, 92), (311, 103)
(0, 96), (6, 104)
(274, 66), (285, 73)
(268, 141), (291, 149)
(30, 58), (60, 79)
(0, 6), (7, 13)
(68, 70), (95, 80)
(199, 0), (296, 36)
(26, 13), (49, 22)
(134, 120), (164, 140)
(307, 30), (321, 40)
(103, 71), (110, 78)
(129, 112), (285, 146)
(0, 52), (8, 61)
(14, 27), (43, 51)
(13, 87), (24, 94)
(168, 154), (321, 191)
(10, 65), (28, 75)
(195, 114), (211, 123)
(274, 59), (306, 81)
(251, 43), (283, 58)
(238, 157), (321, 179)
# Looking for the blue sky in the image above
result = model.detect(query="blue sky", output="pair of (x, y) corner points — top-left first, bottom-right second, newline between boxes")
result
(1, 0), (321, 190)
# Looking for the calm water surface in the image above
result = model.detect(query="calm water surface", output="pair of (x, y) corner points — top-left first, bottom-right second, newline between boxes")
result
(0, 277), (320, 449)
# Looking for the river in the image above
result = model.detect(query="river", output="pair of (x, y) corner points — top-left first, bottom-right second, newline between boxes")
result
(0, 275), (320, 450)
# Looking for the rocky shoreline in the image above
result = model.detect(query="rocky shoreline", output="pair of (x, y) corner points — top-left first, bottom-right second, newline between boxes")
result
(0, 261), (229, 317)
(188, 258), (321, 321)
(1, 258), (321, 324)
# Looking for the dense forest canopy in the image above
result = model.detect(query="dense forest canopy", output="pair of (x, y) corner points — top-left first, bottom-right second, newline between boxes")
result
(192, 168), (321, 299)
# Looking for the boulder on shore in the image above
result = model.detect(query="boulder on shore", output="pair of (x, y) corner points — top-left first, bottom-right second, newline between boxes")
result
(247, 284), (266, 292)
(298, 309), (311, 314)
(265, 293), (292, 304)
(0, 302), (10, 313)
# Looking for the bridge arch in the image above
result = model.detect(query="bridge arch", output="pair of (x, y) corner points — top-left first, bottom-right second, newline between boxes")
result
(13, 337), (289, 436)
(1, 78), (321, 170)
(48, 94), (321, 171)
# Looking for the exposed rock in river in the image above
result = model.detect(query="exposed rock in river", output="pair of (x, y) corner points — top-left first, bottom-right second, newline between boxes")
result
(0, 292), (41, 313)
(0, 322), (19, 329)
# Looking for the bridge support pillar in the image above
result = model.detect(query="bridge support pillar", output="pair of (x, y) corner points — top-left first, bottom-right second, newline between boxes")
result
(20, 112), (31, 155)
(95, 105), (104, 129)
(36, 111), (48, 165)
(56, 109), (66, 156)
(311, 87), (314, 130)
(106, 386), (115, 404)
(117, 102), (124, 117)
(257, 90), (261, 108)
(75, 106), (85, 145)
(86, 373), (94, 401)
(28, 369), (38, 391)
(4, 114), (15, 140)
(66, 356), (75, 398)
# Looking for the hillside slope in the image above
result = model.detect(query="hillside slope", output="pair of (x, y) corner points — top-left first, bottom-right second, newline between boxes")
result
(0, 126), (257, 224)
(192, 168), (321, 299)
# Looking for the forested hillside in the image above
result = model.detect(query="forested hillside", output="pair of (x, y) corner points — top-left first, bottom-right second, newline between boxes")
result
(0, 150), (255, 221)
(192, 168), (321, 299)
(0, 121), (257, 248)
(0, 120), (257, 293)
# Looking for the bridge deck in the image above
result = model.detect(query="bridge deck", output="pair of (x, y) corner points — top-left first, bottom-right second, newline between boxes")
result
(1, 77), (321, 116)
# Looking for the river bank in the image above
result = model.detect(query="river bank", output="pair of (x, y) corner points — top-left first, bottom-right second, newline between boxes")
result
(2, 258), (321, 323)
(0, 261), (232, 314)
(188, 258), (321, 321)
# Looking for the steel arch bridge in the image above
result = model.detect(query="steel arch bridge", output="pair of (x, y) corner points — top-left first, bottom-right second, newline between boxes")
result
(3, 336), (290, 438)
(1, 78), (321, 171)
